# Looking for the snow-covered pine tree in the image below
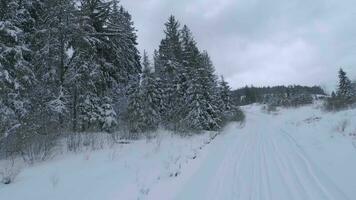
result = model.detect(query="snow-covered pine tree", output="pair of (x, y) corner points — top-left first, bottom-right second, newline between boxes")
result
(178, 25), (204, 131)
(199, 51), (222, 130)
(105, 1), (141, 125)
(140, 51), (161, 132)
(218, 76), (245, 122)
(176, 25), (198, 128)
(337, 68), (353, 100)
(68, 0), (142, 132)
(324, 69), (355, 111)
(0, 0), (35, 150)
(152, 49), (166, 119)
(66, 0), (108, 131)
(105, 0), (141, 90)
(179, 47), (221, 131)
(181, 70), (206, 131)
(155, 16), (183, 128)
(100, 97), (117, 132)
(219, 76), (232, 111)
(28, 0), (77, 133)
(126, 85), (144, 137)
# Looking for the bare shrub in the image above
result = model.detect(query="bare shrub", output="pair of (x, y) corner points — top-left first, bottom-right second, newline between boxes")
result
(50, 173), (59, 188)
(108, 148), (121, 161)
(0, 158), (22, 184)
(153, 136), (162, 153)
(21, 134), (57, 165)
(65, 132), (110, 153)
(337, 119), (349, 133)
(66, 133), (82, 152)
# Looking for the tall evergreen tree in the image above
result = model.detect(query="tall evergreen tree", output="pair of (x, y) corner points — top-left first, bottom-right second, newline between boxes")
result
(337, 68), (353, 100)
(219, 76), (232, 111)
(0, 0), (35, 141)
(199, 51), (221, 129)
(126, 86), (144, 136)
(180, 50), (221, 131)
(218, 76), (244, 122)
(177, 25), (199, 127)
(107, 1), (141, 91)
(140, 51), (161, 131)
(155, 16), (183, 128)
(68, 0), (142, 131)
(28, 0), (77, 133)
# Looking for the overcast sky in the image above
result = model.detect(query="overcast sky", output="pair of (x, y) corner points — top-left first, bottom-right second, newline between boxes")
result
(120, 0), (356, 91)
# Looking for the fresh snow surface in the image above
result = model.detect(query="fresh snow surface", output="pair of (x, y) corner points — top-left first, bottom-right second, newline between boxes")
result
(1, 103), (356, 200)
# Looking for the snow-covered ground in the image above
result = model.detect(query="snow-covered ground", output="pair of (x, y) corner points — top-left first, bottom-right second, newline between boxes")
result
(1, 102), (356, 200)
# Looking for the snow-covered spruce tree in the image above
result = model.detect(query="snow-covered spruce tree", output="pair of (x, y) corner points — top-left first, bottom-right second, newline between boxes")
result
(325, 68), (354, 111)
(29, 0), (77, 133)
(0, 0), (36, 156)
(106, 0), (141, 94)
(218, 76), (244, 122)
(179, 49), (221, 131)
(126, 85), (144, 137)
(337, 68), (354, 101)
(105, 1), (142, 130)
(219, 76), (232, 111)
(66, 0), (141, 132)
(176, 25), (198, 129)
(63, 0), (107, 131)
(140, 51), (161, 132)
(178, 25), (204, 131)
(21, 0), (77, 159)
(152, 49), (166, 118)
(199, 52), (222, 130)
(155, 16), (183, 129)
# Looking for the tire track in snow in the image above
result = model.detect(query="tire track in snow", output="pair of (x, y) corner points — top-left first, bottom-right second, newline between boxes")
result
(270, 135), (314, 200)
(228, 132), (252, 200)
(208, 129), (254, 200)
(173, 107), (349, 200)
(259, 129), (273, 200)
(280, 129), (349, 200)
(268, 134), (299, 200)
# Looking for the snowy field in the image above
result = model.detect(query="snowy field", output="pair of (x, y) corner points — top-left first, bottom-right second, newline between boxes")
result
(1, 102), (356, 200)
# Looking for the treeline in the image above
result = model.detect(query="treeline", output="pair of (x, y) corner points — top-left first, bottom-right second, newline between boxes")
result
(232, 85), (325, 106)
(0, 1), (243, 159)
(324, 68), (356, 111)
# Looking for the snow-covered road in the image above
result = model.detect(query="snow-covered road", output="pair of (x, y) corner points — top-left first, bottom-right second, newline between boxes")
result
(173, 107), (350, 200)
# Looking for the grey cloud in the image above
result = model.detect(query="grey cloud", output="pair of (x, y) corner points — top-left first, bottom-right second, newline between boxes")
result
(121, 0), (356, 90)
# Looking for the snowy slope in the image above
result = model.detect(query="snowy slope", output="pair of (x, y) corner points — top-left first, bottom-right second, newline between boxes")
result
(1, 102), (356, 200)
